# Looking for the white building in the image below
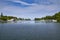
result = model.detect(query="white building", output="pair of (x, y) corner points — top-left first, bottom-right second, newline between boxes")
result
(7, 19), (14, 21)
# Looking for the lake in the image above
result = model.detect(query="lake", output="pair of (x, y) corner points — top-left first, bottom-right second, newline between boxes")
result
(0, 21), (60, 40)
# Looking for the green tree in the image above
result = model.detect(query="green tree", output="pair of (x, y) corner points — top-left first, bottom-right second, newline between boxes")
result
(53, 12), (60, 22)
(34, 18), (41, 20)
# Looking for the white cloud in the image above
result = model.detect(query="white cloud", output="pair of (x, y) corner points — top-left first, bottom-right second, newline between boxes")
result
(6, 0), (37, 5)
(13, 0), (37, 5)
(0, 4), (60, 19)
(0, 0), (60, 19)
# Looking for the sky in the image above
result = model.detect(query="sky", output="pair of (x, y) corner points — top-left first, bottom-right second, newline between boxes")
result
(0, 0), (60, 19)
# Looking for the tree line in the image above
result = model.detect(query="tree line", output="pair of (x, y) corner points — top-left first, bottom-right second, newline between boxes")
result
(34, 12), (60, 22)
(0, 12), (31, 21)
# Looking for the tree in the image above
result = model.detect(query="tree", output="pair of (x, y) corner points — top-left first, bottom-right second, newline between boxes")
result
(34, 18), (41, 20)
(1, 12), (3, 17)
(53, 12), (60, 22)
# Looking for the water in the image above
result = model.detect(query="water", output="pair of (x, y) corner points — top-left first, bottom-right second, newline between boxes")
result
(0, 21), (60, 40)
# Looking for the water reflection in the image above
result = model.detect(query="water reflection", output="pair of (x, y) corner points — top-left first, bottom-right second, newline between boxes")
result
(0, 24), (5, 40)
(0, 21), (17, 24)
(35, 20), (45, 23)
(0, 21), (60, 40)
(0, 20), (59, 24)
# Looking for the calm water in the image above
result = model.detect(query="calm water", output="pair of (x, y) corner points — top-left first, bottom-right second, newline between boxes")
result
(0, 21), (60, 40)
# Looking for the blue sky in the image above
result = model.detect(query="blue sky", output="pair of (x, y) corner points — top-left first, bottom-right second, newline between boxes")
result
(0, 0), (60, 19)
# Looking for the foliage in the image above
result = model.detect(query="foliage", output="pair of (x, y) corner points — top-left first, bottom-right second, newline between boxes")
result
(0, 15), (17, 21)
(53, 12), (60, 22)
(24, 19), (31, 20)
(34, 12), (60, 22)
(34, 18), (41, 20)
(0, 16), (7, 21)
